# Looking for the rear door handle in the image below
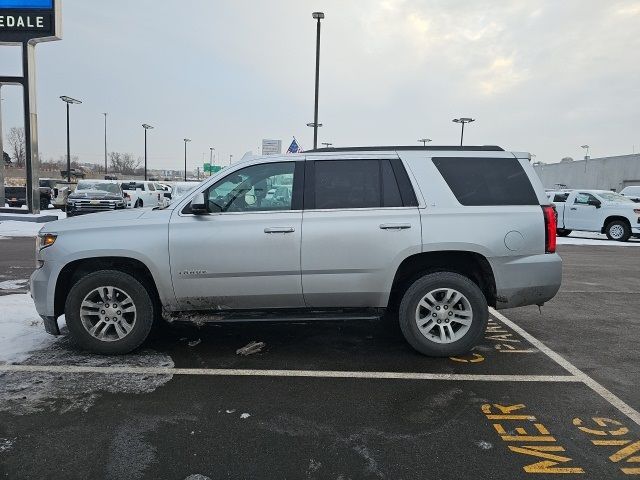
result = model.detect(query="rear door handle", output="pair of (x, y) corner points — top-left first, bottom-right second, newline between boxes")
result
(379, 223), (412, 230)
(264, 227), (295, 234)
(570, 207), (577, 211)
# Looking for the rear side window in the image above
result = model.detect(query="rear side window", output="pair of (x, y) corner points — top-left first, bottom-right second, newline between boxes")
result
(553, 193), (569, 202)
(432, 157), (538, 206)
(315, 160), (380, 209)
(148, 183), (156, 191)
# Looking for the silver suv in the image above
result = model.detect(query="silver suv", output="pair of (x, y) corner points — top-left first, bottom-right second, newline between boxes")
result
(30, 146), (562, 356)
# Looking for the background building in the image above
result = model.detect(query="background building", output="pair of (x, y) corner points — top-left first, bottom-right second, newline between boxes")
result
(261, 139), (282, 156)
(534, 154), (640, 191)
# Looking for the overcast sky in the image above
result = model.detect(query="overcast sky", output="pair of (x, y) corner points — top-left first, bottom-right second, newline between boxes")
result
(1, 0), (639, 171)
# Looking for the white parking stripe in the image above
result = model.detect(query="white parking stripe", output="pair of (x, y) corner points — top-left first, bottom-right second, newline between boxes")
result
(0, 364), (580, 383)
(490, 307), (640, 427)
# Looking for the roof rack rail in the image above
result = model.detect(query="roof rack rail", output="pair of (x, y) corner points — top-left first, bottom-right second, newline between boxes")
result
(305, 145), (504, 153)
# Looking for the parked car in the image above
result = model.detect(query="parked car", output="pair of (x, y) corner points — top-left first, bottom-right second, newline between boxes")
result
(554, 190), (640, 241)
(31, 145), (562, 356)
(620, 186), (640, 203)
(66, 180), (127, 217)
(4, 185), (51, 210)
(51, 181), (76, 209)
(121, 181), (168, 208)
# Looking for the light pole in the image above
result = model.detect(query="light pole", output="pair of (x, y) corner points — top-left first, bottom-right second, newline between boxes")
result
(142, 124), (154, 180)
(209, 147), (215, 176)
(452, 117), (475, 146)
(183, 138), (191, 181)
(418, 138), (432, 146)
(102, 112), (108, 175)
(321, 142), (333, 148)
(310, 11), (325, 150)
(60, 96), (82, 183)
(581, 144), (590, 159)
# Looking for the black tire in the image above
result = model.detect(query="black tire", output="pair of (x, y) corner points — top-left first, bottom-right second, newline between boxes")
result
(399, 272), (488, 357)
(65, 270), (154, 354)
(605, 220), (631, 242)
(135, 199), (143, 208)
(556, 229), (572, 237)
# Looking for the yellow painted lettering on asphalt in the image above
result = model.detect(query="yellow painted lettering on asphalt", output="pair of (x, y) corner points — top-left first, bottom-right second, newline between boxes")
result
(508, 446), (586, 474)
(483, 403), (584, 474)
(449, 353), (485, 363)
(573, 417), (640, 475)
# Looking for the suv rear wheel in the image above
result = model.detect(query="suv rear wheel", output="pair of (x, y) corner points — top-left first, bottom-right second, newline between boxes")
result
(399, 272), (488, 357)
(65, 270), (154, 354)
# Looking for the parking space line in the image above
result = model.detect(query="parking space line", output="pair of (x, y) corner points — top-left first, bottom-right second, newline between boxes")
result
(0, 364), (581, 382)
(490, 308), (640, 427)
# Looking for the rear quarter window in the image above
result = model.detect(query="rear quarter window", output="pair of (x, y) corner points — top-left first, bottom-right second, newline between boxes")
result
(432, 157), (538, 206)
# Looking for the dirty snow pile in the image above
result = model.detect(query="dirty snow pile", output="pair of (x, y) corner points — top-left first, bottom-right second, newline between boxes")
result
(0, 293), (60, 364)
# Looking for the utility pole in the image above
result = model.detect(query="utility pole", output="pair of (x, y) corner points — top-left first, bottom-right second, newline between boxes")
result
(102, 113), (108, 175)
(183, 138), (191, 182)
(309, 12), (325, 150)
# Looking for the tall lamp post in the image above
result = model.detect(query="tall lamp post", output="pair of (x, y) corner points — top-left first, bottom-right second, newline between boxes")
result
(452, 117), (474, 146)
(183, 138), (191, 181)
(142, 124), (154, 180)
(581, 144), (590, 159)
(102, 112), (108, 175)
(209, 147), (215, 176)
(418, 138), (432, 146)
(60, 96), (82, 183)
(309, 11), (325, 150)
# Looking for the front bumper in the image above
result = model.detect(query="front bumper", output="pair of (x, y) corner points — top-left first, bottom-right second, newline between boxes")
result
(29, 260), (61, 335)
(490, 253), (562, 309)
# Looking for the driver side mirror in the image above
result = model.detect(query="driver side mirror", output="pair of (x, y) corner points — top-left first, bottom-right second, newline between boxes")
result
(190, 192), (208, 214)
(588, 199), (601, 208)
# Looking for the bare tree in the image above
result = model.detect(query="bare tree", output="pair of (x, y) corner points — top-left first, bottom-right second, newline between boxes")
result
(7, 127), (26, 168)
(109, 152), (141, 175)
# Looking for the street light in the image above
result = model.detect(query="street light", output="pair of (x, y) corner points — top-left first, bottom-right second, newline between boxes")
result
(418, 138), (432, 146)
(452, 117), (475, 146)
(102, 113), (108, 176)
(142, 124), (154, 180)
(310, 11), (325, 150)
(60, 96), (82, 183)
(183, 138), (191, 181)
(321, 142), (333, 148)
(581, 145), (590, 159)
(209, 147), (215, 176)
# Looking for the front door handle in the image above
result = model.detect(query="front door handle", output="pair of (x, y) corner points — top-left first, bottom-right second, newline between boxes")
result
(570, 207), (577, 211)
(264, 227), (295, 234)
(380, 223), (412, 230)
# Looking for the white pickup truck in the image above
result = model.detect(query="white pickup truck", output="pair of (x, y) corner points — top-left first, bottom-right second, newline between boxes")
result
(550, 190), (640, 241)
(121, 181), (168, 208)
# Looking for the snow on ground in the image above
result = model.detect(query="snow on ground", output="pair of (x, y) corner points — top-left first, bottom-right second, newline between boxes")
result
(0, 210), (66, 237)
(0, 293), (175, 414)
(557, 231), (640, 247)
(0, 279), (28, 291)
(0, 293), (60, 364)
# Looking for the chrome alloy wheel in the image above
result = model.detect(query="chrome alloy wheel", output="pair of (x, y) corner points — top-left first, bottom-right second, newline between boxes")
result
(609, 224), (624, 240)
(80, 286), (137, 342)
(415, 288), (473, 344)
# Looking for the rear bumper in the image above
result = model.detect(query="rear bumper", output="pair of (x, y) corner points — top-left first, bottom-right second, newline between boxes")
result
(490, 253), (562, 309)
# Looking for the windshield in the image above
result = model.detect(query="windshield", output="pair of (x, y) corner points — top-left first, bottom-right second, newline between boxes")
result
(76, 182), (121, 194)
(621, 186), (640, 196)
(598, 192), (634, 203)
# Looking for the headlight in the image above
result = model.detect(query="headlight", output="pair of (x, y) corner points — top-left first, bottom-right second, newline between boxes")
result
(38, 233), (57, 250)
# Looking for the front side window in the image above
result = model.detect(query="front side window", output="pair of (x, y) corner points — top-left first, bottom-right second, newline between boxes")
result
(553, 193), (569, 202)
(206, 162), (296, 213)
(574, 193), (596, 205)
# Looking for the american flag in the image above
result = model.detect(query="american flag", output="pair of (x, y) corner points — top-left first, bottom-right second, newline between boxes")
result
(286, 137), (303, 154)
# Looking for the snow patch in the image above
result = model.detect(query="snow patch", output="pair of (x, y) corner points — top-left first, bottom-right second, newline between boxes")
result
(240, 413), (251, 419)
(558, 232), (640, 246)
(0, 279), (28, 290)
(476, 440), (493, 450)
(0, 293), (61, 364)
(0, 438), (15, 453)
(184, 475), (211, 480)
(0, 210), (66, 237)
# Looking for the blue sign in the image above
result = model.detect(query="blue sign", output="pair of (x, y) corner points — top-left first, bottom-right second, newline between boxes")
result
(0, 0), (52, 9)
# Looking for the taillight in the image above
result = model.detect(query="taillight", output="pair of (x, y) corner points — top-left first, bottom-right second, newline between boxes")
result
(542, 205), (557, 254)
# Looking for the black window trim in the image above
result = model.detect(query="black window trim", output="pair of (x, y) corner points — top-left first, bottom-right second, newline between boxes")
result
(304, 158), (418, 210)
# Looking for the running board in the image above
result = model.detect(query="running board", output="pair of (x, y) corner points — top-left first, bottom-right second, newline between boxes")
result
(165, 308), (384, 324)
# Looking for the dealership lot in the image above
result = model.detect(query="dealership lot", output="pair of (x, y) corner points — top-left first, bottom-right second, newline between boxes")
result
(1, 237), (639, 479)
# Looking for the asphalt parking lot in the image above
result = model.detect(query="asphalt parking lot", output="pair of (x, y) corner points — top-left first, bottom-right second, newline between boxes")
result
(1, 237), (639, 479)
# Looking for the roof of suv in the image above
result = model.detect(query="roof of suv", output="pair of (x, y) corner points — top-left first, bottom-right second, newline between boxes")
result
(306, 145), (504, 153)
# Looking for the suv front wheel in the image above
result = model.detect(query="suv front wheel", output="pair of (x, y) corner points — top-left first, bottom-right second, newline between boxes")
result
(65, 270), (154, 354)
(399, 272), (488, 357)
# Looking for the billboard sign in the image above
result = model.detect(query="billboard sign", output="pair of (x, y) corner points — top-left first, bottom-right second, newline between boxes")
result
(0, 0), (60, 44)
(262, 139), (282, 156)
